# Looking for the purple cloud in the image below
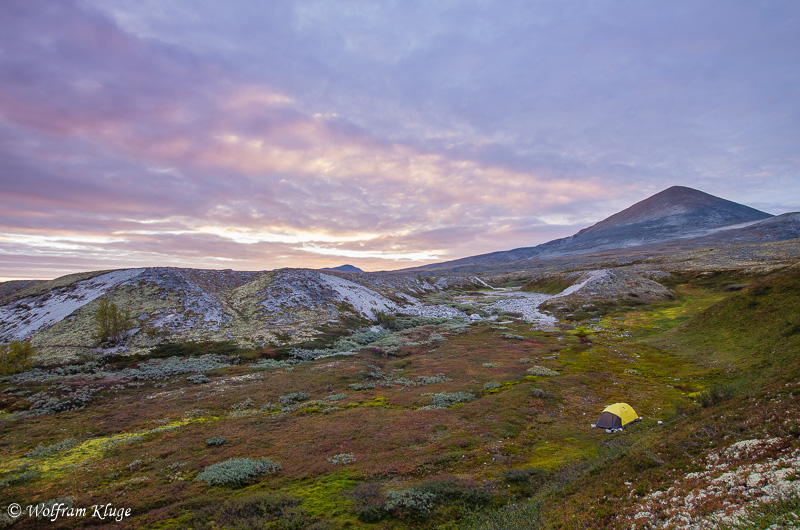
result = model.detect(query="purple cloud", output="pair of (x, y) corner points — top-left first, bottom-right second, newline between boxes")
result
(0, 0), (798, 280)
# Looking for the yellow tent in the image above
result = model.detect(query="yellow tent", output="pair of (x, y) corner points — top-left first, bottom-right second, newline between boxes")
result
(594, 403), (639, 430)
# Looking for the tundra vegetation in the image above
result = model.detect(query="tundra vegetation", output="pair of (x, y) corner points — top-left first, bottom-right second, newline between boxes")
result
(0, 263), (799, 528)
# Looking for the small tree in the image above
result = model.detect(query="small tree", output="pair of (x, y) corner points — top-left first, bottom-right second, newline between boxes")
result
(93, 299), (132, 346)
(374, 310), (398, 330)
(0, 340), (35, 375)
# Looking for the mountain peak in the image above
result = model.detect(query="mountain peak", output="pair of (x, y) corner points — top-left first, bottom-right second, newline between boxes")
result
(401, 186), (780, 272)
(321, 264), (363, 273)
(578, 186), (771, 235)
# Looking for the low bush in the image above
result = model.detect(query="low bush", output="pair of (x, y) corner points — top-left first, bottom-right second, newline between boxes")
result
(349, 482), (386, 523)
(145, 340), (244, 359)
(187, 374), (210, 384)
(459, 501), (543, 529)
(24, 438), (79, 458)
(696, 380), (746, 408)
(201, 491), (325, 529)
(502, 467), (550, 495)
(0, 464), (40, 486)
(374, 311), (398, 330)
(526, 366), (560, 377)
(384, 489), (436, 515)
(205, 436), (226, 447)
(278, 392), (310, 405)
(327, 453), (356, 466)
(529, 387), (551, 399)
(196, 457), (281, 487)
(426, 392), (475, 409)
(414, 477), (491, 507)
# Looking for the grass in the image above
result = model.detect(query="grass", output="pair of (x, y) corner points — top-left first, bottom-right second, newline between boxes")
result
(1, 265), (799, 528)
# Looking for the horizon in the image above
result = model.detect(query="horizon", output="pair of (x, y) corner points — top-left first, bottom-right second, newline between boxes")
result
(1, 183), (792, 283)
(2, 1), (799, 281)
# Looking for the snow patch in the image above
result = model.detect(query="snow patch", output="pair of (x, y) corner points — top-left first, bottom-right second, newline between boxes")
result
(317, 273), (399, 317)
(0, 268), (146, 341)
(555, 270), (608, 297)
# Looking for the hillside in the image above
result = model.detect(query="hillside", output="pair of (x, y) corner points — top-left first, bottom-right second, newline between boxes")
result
(0, 267), (483, 364)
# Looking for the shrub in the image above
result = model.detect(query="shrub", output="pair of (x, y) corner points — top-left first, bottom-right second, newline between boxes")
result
(484, 382), (501, 391)
(93, 299), (132, 346)
(24, 438), (79, 458)
(348, 382), (375, 391)
(459, 501), (543, 529)
(0, 340), (35, 375)
(118, 354), (232, 381)
(384, 489), (436, 514)
(278, 392), (310, 405)
(350, 482), (387, 523)
(187, 374), (210, 384)
(501, 333), (525, 340)
(529, 387), (551, 399)
(502, 467), (550, 494)
(526, 366), (560, 377)
(196, 457), (281, 487)
(350, 328), (391, 345)
(327, 453), (356, 466)
(414, 373), (452, 385)
(231, 397), (254, 411)
(205, 436), (227, 447)
(374, 311), (398, 330)
(25, 386), (97, 416)
(426, 392), (475, 409)
(206, 491), (323, 529)
(696, 380), (745, 408)
(0, 464), (40, 486)
(147, 341), (244, 359)
(415, 477), (491, 507)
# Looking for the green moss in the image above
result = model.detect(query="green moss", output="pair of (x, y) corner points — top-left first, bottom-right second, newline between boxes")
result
(528, 442), (592, 470)
(284, 472), (359, 521)
(0, 416), (216, 478)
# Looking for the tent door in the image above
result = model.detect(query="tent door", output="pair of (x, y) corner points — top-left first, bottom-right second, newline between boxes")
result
(595, 411), (622, 430)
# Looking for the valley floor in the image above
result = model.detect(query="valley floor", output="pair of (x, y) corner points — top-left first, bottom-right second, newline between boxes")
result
(1, 265), (800, 529)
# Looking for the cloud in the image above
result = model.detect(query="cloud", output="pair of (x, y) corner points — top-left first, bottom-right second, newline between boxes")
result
(0, 0), (798, 280)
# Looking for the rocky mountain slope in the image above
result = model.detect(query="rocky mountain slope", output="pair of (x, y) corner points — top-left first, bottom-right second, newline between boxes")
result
(403, 186), (785, 272)
(0, 267), (481, 363)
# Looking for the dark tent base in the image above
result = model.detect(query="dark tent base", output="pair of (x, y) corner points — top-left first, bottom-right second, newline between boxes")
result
(595, 411), (623, 430)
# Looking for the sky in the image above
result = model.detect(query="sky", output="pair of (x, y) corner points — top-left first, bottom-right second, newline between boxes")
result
(1, 0), (799, 280)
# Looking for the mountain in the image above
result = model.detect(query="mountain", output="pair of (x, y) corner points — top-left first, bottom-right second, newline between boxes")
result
(321, 264), (363, 272)
(403, 186), (778, 272)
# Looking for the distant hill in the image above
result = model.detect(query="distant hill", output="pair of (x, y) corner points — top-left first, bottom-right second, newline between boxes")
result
(0, 267), (480, 364)
(321, 264), (363, 272)
(402, 186), (780, 272)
